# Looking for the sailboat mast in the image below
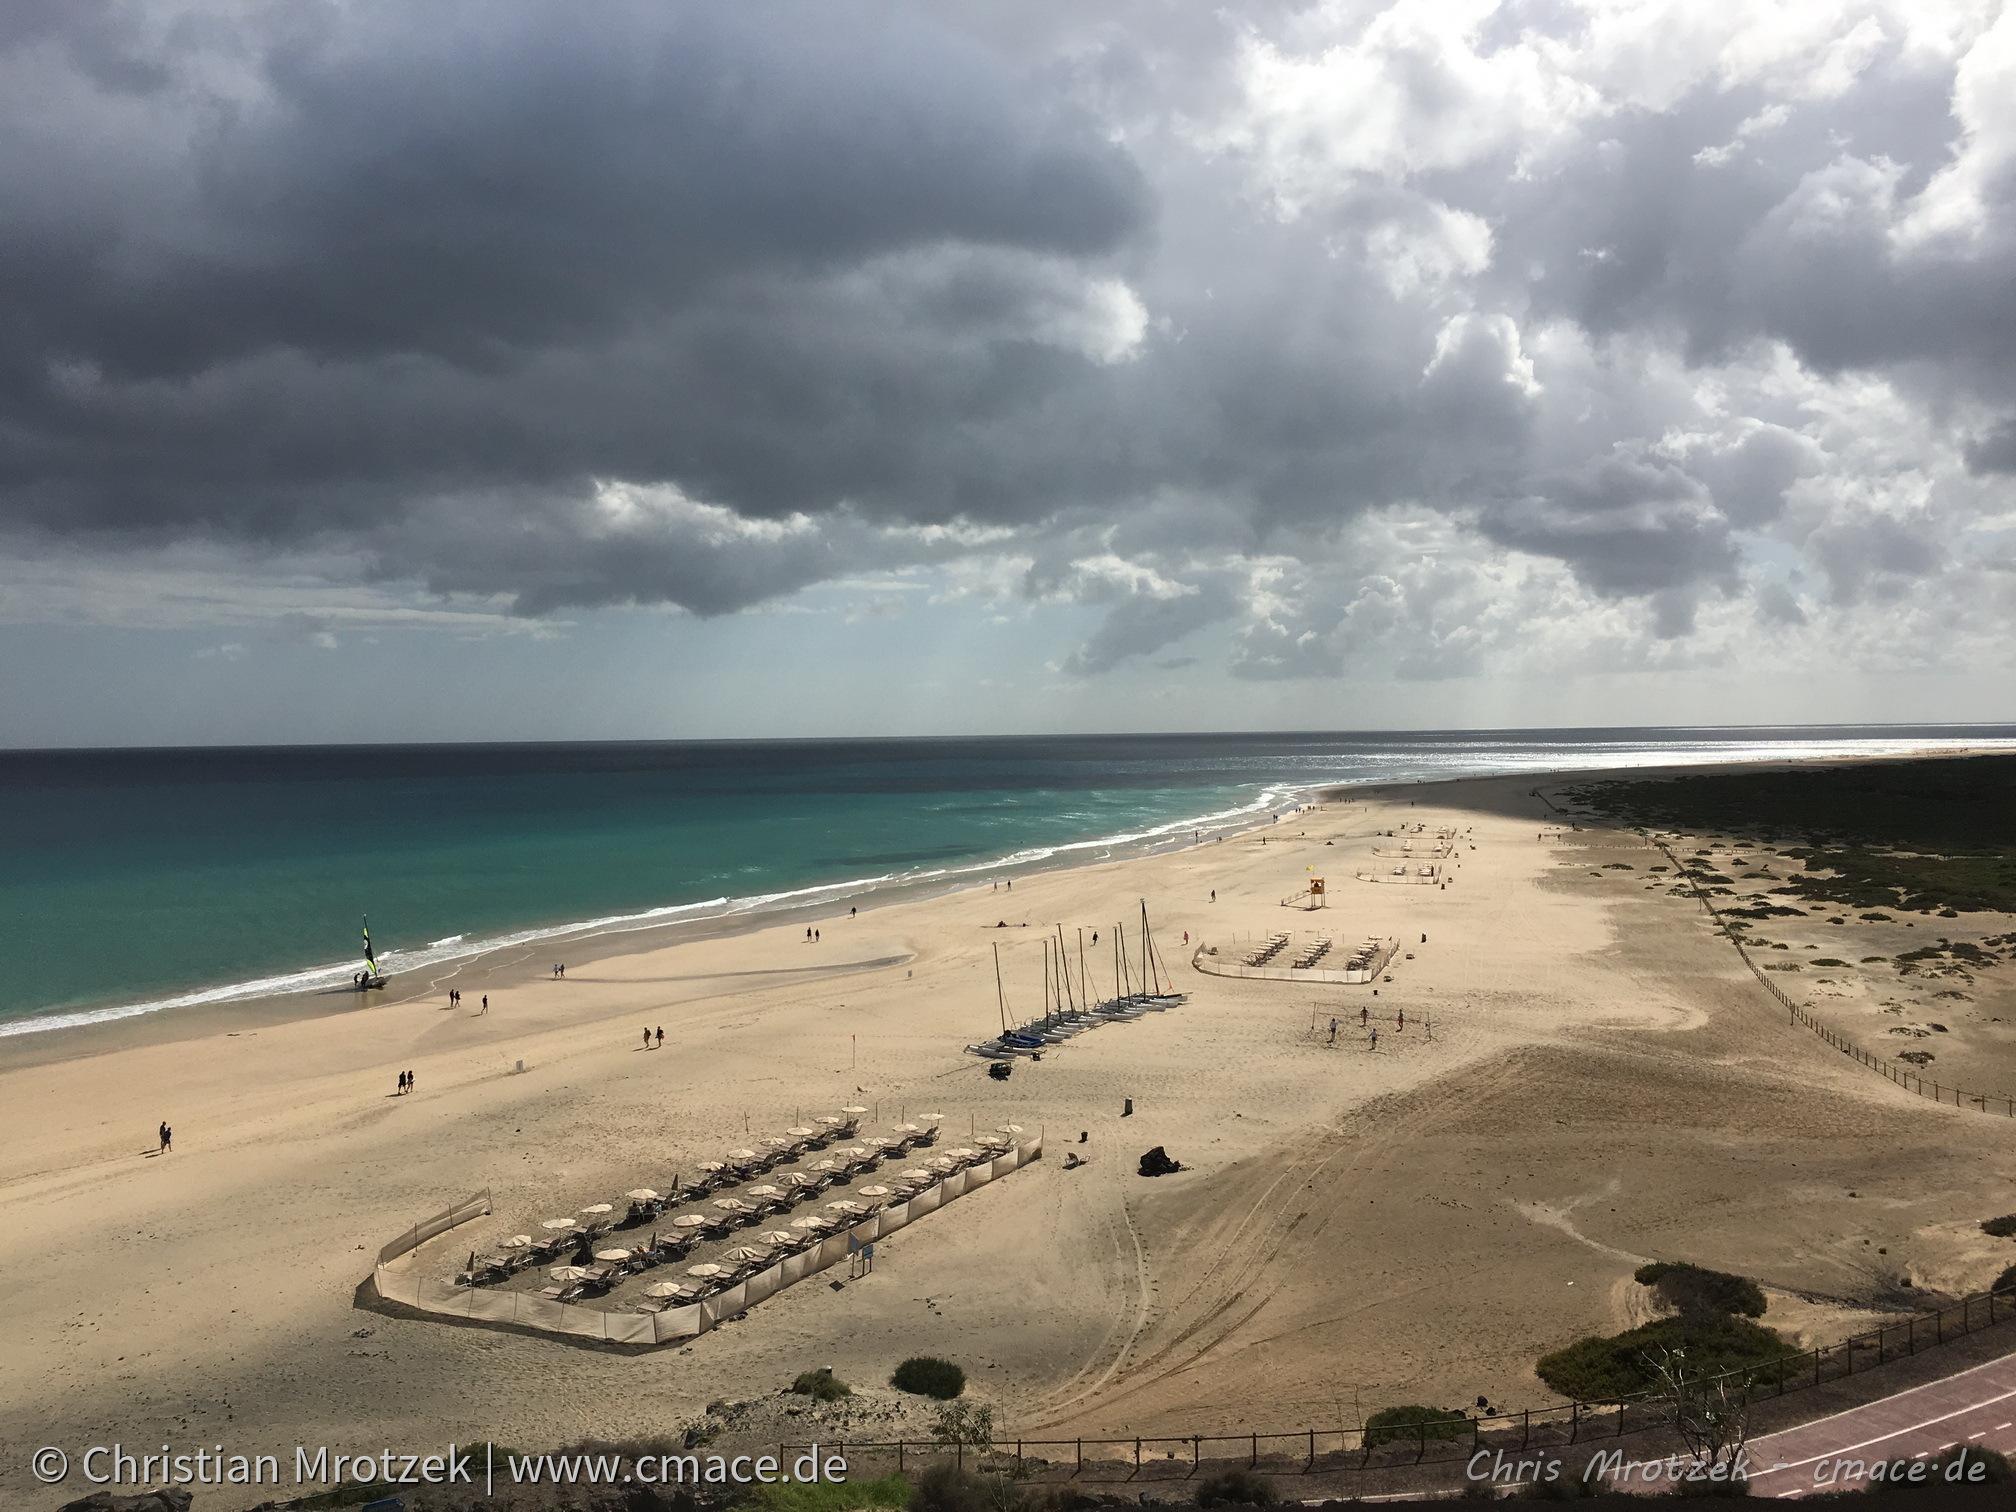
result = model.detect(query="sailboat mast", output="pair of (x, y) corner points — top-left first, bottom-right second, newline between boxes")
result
(992, 943), (1009, 1035)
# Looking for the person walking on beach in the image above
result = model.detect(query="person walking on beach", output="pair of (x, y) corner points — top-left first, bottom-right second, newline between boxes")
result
(1368, 1028), (1379, 1051)
(159, 1121), (172, 1152)
(1360, 1005), (1368, 1027)
(407, 1069), (416, 1093)
(1397, 1008), (1405, 1030)
(1210, 890), (1216, 903)
(643, 1027), (652, 1049)
(480, 994), (488, 1014)
(396, 1071), (405, 1095)
(1327, 1017), (1338, 1045)
(655, 1026), (664, 1048)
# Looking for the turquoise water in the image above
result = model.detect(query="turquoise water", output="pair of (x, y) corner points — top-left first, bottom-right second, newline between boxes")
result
(5, 726), (2013, 1036)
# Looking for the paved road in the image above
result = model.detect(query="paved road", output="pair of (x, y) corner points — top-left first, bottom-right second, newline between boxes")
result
(1745, 1349), (2016, 1497)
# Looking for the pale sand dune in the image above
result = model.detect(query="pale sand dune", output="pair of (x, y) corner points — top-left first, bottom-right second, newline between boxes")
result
(4, 771), (2015, 1506)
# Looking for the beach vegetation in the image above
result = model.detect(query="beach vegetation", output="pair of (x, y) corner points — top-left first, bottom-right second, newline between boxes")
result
(1536, 1316), (1797, 1401)
(1810, 958), (1847, 966)
(744, 1472), (913, 1512)
(1633, 1262), (1766, 1318)
(1361, 1404), (1471, 1448)
(931, 1401), (994, 1449)
(792, 1367), (852, 1401)
(892, 1356), (966, 1398)
(1194, 1468), (1279, 1505)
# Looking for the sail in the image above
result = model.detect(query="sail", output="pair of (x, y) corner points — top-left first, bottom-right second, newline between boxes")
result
(362, 917), (378, 976)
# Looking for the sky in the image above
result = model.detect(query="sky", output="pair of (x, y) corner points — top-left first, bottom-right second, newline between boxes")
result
(4, 0), (2015, 746)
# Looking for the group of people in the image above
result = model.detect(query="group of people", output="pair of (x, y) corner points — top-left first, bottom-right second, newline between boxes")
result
(642, 1026), (664, 1049)
(444, 988), (487, 1013)
(550, 963), (567, 977)
(157, 1121), (173, 1153)
(396, 1068), (418, 1094)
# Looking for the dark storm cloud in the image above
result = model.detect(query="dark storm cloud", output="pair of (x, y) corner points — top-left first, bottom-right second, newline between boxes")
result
(4, 0), (2015, 670)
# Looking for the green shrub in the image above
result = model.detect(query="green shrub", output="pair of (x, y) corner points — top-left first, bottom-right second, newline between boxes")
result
(1633, 1262), (1766, 1319)
(1536, 1315), (1797, 1400)
(1917, 1445), (2015, 1486)
(907, 1465), (990, 1512)
(891, 1356), (966, 1399)
(1984, 1216), (2016, 1239)
(1194, 1468), (1278, 1506)
(1994, 1264), (2016, 1294)
(792, 1368), (852, 1402)
(1811, 958), (1847, 967)
(1362, 1404), (1471, 1449)
(742, 1472), (912, 1512)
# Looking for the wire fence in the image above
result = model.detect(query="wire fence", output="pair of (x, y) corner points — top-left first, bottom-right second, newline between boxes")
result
(776, 1286), (2016, 1483)
(1644, 836), (2016, 1117)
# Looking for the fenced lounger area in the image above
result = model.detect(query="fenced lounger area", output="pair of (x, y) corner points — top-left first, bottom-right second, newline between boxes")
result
(371, 1115), (1042, 1346)
(1191, 934), (1397, 985)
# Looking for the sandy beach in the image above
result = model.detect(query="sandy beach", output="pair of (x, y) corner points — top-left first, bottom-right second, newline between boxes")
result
(7, 762), (2016, 1508)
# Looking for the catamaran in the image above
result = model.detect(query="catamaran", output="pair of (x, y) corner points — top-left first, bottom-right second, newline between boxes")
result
(353, 916), (388, 990)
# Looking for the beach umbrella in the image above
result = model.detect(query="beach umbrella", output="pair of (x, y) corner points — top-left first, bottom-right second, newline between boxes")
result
(670, 1214), (710, 1229)
(942, 1148), (975, 1159)
(696, 1161), (725, 1173)
(927, 1157), (958, 1171)
(783, 1172), (820, 1187)
(826, 1199), (867, 1214)
(548, 1265), (593, 1281)
(857, 1185), (893, 1197)
(712, 1197), (751, 1211)
(901, 1168), (934, 1180)
(761, 1137), (794, 1149)
(540, 1219), (577, 1230)
(721, 1245), (770, 1263)
(594, 1249), (632, 1263)
(791, 1214), (832, 1229)
(864, 1135), (895, 1147)
(728, 1148), (759, 1160)
(580, 1203), (614, 1214)
(995, 1124), (1024, 1134)
(625, 1189), (659, 1201)
(918, 1112), (944, 1121)
(786, 1126), (817, 1136)
(497, 1235), (532, 1248)
(758, 1230), (799, 1244)
(686, 1263), (724, 1278)
(746, 1184), (785, 1197)
(841, 1105), (868, 1114)
(643, 1281), (686, 1298)
(845, 1145), (873, 1158)
(811, 1158), (844, 1172)
(815, 1115), (844, 1125)
(891, 1123), (921, 1133)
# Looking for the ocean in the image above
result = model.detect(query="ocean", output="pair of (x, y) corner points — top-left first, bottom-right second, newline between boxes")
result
(6, 724), (2014, 1037)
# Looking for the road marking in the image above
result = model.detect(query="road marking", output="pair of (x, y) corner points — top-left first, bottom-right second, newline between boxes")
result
(1758, 1385), (2016, 1474)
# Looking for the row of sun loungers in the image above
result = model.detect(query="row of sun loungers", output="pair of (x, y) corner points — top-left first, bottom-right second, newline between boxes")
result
(1243, 932), (1291, 967)
(1290, 938), (1332, 969)
(456, 1117), (973, 1304)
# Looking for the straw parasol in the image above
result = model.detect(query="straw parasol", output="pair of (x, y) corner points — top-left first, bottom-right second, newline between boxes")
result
(721, 1245), (771, 1263)
(696, 1161), (725, 1172)
(786, 1126), (817, 1136)
(815, 1115), (844, 1125)
(670, 1214), (710, 1229)
(761, 1136), (794, 1149)
(841, 1105), (868, 1114)
(811, 1158), (844, 1173)
(540, 1219), (577, 1230)
(728, 1148), (759, 1160)
(783, 1172), (820, 1187)
(857, 1185), (893, 1197)
(790, 1214), (832, 1230)
(497, 1235), (532, 1248)
(918, 1112), (944, 1121)
(594, 1249), (632, 1263)
(825, 1199), (868, 1214)
(712, 1197), (751, 1211)
(685, 1263), (724, 1277)
(864, 1135), (895, 1147)
(891, 1123), (921, 1133)
(901, 1168), (934, 1180)
(942, 1148), (976, 1159)
(758, 1230), (798, 1245)
(625, 1189), (659, 1201)
(643, 1281), (686, 1298)
(548, 1265), (593, 1280)
(995, 1124), (1024, 1134)
(745, 1184), (785, 1197)
(580, 1203), (614, 1214)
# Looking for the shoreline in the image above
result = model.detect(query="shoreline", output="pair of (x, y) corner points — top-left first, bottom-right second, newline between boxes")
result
(9, 736), (2009, 1071)
(0, 782), (1308, 1065)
